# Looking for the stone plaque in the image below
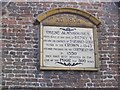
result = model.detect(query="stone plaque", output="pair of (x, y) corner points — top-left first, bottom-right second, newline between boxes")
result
(40, 26), (98, 70)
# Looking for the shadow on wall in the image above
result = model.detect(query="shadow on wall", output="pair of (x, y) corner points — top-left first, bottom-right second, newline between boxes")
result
(115, 1), (120, 88)
(114, 1), (120, 88)
(114, 1), (120, 89)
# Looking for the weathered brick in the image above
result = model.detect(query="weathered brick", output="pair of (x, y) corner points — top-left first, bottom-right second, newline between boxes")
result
(22, 59), (32, 62)
(12, 55), (25, 58)
(3, 61), (13, 66)
(20, 7), (32, 10)
(13, 70), (26, 73)
(38, 79), (51, 82)
(2, 50), (9, 54)
(13, 62), (25, 66)
(7, 74), (15, 78)
(12, 78), (25, 82)
(2, 70), (12, 73)
(10, 51), (16, 55)
(26, 70), (38, 74)
(18, 21), (31, 24)
(26, 78), (37, 82)
(27, 74), (34, 78)
(5, 66), (15, 69)
(2, 54), (11, 58)
(47, 83), (52, 87)
(100, 58), (109, 60)
(6, 82), (14, 85)
(16, 40), (25, 44)
(25, 37), (31, 40)
(33, 45), (38, 48)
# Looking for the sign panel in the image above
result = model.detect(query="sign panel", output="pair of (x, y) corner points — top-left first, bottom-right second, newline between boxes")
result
(40, 26), (98, 70)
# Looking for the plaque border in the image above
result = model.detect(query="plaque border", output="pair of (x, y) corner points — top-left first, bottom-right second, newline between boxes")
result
(40, 24), (99, 71)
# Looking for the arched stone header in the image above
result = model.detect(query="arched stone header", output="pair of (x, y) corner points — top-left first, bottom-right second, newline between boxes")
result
(36, 7), (101, 26)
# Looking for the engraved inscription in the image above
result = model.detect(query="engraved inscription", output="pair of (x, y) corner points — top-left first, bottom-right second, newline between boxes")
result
(42, 26), (95, 68)
(43, 14), (94, 27)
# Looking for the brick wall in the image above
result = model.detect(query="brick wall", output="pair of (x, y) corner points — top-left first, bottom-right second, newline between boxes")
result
(1, 1), (119, 89)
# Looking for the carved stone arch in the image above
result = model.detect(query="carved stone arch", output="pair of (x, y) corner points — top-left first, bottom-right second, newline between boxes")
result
(36, 7), (101, 27)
